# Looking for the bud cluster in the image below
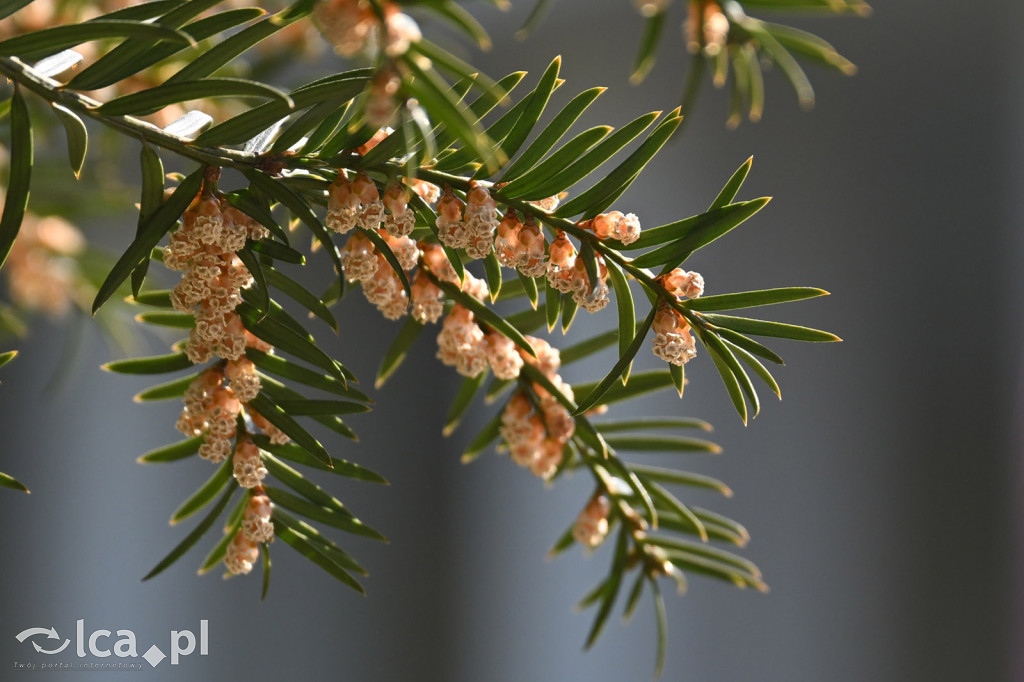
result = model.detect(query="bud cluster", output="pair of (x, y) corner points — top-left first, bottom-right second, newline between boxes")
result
(498, 336), (575, 480)
(312, 0), (421, 58)
(546, 231), (611, 313)
(331, 172), (648, 375)
(494, 211), (549, 278)
(177, 367), (240, 464)
(160, 185), (300, 573)
(429, 256), (490, 376)
(225, 493), (275, 576)
(327, 171), (386, 235)
(651, 268), (705, 366)
(339, 228), (421, 320)
(164, 194), (269, 365)
(175, 362), (287, 464)
(410, 269), (444, 325)
(314, 162), (712, 555)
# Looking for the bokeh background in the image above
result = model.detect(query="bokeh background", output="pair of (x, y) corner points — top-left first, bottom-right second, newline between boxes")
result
(0, 1), (1020, 680)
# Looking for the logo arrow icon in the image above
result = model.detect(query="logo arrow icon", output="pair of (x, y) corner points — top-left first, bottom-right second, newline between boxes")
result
(32, 639), (70, 655)
(15, 627), (59, 643)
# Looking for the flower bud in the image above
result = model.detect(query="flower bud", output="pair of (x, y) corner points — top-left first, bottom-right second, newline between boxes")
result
(436, 187), (469, 249)
(651, 303), (697, 366)
(662, 268), (704, 299)
(242, 494), (275, 544)
(516, 219), (549, 278)
(224, 529), (259, 575)
(573, 495), (611, 548)
(233, 438), (267, 489)
(485, 332), (524, 380)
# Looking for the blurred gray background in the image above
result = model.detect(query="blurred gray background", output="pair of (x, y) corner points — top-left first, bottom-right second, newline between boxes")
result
(0, 0), (1020, 680)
